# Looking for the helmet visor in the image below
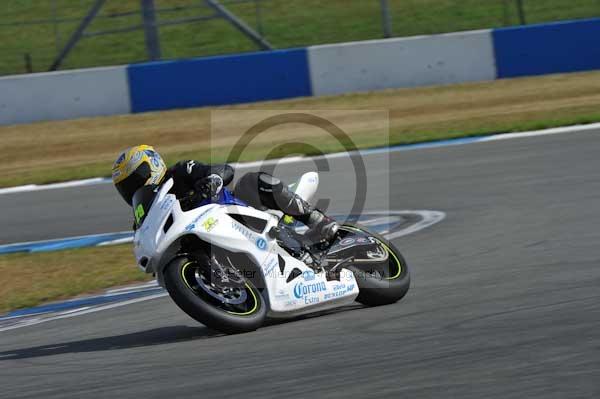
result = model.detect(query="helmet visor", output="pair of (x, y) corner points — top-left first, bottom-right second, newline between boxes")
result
(115, 163), (151, 205)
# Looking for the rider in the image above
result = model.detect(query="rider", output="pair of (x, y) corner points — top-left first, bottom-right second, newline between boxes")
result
(111, 145), (339, 242)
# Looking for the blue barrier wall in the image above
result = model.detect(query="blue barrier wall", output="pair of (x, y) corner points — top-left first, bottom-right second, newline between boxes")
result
(127, 48), (312, 113)
(4, 19), (600, 125)
(493, 18), (600, 78)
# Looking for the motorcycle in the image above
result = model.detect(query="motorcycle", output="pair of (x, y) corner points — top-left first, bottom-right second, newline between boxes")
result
(131, 172), (410, 334)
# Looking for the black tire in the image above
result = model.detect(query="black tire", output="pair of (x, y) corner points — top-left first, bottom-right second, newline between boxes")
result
(163, 256), (266, 334)
(341, 224), (411, 306)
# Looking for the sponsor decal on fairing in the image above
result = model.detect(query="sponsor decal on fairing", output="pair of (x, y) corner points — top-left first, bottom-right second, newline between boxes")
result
(255, 237), (267, 250)
(293, 281), (327, 305)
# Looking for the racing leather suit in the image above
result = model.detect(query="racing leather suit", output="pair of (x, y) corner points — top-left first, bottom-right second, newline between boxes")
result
(166, 160), (338, 241)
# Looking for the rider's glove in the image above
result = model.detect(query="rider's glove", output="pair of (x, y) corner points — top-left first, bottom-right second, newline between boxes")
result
(195, 174), (224, 201)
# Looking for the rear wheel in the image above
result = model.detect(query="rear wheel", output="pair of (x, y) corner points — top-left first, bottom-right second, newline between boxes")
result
(163, 256), (266, 334)
(339, 224), (410, 306)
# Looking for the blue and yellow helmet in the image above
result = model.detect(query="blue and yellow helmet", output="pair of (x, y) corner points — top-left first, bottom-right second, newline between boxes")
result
(112, 145), (166, 205)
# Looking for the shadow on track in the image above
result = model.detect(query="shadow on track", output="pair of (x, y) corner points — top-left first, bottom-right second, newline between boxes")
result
(0, 325), (218, 360)
(0, 304), (366, 361)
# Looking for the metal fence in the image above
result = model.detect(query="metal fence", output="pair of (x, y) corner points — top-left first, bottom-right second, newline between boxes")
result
(1, 0), (599, 76)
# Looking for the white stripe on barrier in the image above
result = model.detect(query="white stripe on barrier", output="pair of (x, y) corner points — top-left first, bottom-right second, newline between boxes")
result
(0, 65), (131, 125)
(308, 30), (497, 96)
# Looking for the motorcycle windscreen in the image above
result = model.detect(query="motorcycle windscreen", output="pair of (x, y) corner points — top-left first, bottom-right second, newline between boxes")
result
(132, 185), (158, 228)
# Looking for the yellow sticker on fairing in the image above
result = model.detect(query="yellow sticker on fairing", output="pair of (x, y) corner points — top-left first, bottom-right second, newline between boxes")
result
(134, 204), (145, 225)
(203, 217), (218, 232)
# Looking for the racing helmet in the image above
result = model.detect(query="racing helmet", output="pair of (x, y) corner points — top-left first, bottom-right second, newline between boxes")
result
(112, 145), (167, 205)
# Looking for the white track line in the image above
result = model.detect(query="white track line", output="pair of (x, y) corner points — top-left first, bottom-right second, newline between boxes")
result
(477, 122), (600, 142)
(0, 294), (168, 333)
(96, 237), (134, 246)
(382, 210), (446, 239)
(0, 230), (132, 252)
(0, 177), (110, 195)
(1, 123), (598, 196)
(105, 281), (159, 294)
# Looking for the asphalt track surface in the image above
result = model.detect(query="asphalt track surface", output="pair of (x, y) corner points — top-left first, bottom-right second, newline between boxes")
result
(1, 130), (599, 398)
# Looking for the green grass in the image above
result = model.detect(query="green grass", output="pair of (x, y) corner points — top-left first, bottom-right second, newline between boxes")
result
(1, 0), (599, 75)
(0, 245), (151, 313)
(3, 111), (600, 189)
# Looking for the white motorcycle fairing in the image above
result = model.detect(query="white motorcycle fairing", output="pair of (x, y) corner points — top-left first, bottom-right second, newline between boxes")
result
(133, 173), (359, 318)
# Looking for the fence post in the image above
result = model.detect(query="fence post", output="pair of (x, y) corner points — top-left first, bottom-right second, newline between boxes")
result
(141, 0), (162, 61)
(516, 0), (526, 25)
(255, 0), (264, 36)
(205, 0), (273, 50)
(380, 0), (393, 38)
(48, 0), (107, 71)
(24, 53), (33, 73)
(51, 0), (61, 53)
(502, 0), (510, 26)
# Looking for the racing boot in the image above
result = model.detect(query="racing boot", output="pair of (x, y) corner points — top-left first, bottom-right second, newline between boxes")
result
(301, 209), (339, 244)
(261, 173), (339, 243)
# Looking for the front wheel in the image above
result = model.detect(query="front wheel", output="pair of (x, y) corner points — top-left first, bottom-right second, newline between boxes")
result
(339, 224), (411, 306)
(163, 256), (266, 334)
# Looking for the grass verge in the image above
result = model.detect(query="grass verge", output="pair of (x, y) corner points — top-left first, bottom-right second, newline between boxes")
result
(2, 70), (600, 188)
(0, 245), (151, 314)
